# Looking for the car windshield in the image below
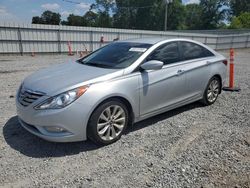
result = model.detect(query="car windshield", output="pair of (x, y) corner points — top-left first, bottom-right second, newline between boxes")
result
(78, 42), (152, 69)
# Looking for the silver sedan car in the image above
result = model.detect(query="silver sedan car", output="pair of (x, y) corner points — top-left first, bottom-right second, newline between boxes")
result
(16, 38), (227, 145)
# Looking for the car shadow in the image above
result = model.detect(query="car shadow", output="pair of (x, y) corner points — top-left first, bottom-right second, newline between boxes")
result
(125, 102), (204, 134)
(3, 116), (100, 158)
(3, 102), (204, 158)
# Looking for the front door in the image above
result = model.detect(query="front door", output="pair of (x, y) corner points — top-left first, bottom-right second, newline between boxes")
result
(139, 42), (187, 116)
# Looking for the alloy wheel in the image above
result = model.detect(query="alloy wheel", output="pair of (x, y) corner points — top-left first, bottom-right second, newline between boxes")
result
(207, 79), (220, 103)
(97, 105), (126, 141)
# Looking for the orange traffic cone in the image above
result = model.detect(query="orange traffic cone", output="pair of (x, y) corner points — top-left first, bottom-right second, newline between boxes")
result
(67, 41), (74, 56)
(223, 48), (240, 92)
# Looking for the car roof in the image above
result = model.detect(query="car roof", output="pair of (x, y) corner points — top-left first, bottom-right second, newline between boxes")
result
(119, 37), (202, 45)
(120, 37), (165, 44)
(116, 37), (218, 56)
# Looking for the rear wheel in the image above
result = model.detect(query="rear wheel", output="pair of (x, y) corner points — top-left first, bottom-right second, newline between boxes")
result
(87, 99), (129, 145)
(202, 76), (221, 105)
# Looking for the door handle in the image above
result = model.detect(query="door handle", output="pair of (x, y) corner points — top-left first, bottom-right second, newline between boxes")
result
(206, 61), (213, 65)
(177, 69), (185, 75)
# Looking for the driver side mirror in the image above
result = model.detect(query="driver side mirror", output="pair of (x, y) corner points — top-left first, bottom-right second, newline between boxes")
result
(140, 60), (164, 71)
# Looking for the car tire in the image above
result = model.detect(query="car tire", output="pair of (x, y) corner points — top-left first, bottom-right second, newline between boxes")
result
(87, 99), (129, 145)
(202, 76), (221, 106)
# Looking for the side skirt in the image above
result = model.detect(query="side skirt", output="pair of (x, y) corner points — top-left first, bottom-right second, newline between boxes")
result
(135, 94), (202, 123)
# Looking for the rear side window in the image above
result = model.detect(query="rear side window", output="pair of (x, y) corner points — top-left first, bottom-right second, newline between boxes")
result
(147, 42), (180, 65)
(181, 42), (214, 61)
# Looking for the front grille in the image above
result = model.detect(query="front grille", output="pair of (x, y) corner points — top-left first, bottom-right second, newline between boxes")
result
(18, 89), (44, 107)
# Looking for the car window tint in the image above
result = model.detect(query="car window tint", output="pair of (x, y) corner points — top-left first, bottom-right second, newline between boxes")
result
(203, 48), (215, 57)
(147, 42), (180, 65)
(181, 42), (214, 61)
(79, 42), (152, 69)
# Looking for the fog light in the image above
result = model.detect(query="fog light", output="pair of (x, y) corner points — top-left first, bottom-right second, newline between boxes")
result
(44, 126), (67, 133)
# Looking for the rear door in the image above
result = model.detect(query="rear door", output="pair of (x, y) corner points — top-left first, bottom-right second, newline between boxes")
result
(179, 41), (215, 98)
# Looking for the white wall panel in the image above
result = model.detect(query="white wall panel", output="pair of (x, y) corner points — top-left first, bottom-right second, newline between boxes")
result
(0, 23), (249, 54)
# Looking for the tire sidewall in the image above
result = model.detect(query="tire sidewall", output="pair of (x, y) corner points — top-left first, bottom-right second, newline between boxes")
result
(87, 99), (129, 145)
(203, 77), (221, 105)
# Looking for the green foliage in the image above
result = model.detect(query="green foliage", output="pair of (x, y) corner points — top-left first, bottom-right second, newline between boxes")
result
(84, 11), (98, 27)
(168, 0), (186, 30)
(32, 16), (42, 24)
(96, 12), (113, 27)
(229, 17), (243, 29)
(63, 14), (87, 26)
(184, 4), (202, 29)
(91, 0), (114, 27)
(238, 12), (250, 28)
(31, 0), (250, 31)
(217, 22), (228, 29)
(113, 0), (163, 30)
(230, 0), (250, 16)
(32, 11), (61, 25)
(199, 0), (228, 29)
(112, 0), (185, 30)
(229, 12), (250, 29)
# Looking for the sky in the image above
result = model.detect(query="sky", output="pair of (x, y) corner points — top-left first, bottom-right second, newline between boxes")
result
(0, 0), (200, 23)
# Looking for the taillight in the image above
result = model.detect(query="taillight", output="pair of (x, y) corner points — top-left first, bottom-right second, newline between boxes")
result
(222, 60), (228, 66)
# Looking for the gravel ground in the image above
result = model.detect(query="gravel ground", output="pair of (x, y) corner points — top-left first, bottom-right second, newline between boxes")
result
(0, 50), (249, 188)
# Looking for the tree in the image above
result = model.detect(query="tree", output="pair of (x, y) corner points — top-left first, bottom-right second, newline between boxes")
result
(167, 0), (186, 30)
(84, 11), (98, 26)
(146, 0), (166, 30)
(113, 0), (133, 29)
(199, 0), (228, 29)
(113, 0), (185, 30)
(230, 0), (250, 16)
(96, 12), (113, 27)
(229, 16), (243, 29)
(229, 12), (250, 29)
(32, 16), (42, 24)
(32, 11), (61, 25)
(91, 0), (114, 27)
(63, 14), (87, 26)
(184, 4), (202, 29)
(40, 10), (61, 25)
(238, 12), (250, 28)
(31, 0), (242, 30)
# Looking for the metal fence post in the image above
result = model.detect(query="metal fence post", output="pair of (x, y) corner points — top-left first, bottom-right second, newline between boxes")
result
(17, 27), (23, 55)
(90, 31), (93, 52)
(57, 29), (61, 54)
(245, 34), (250, 48)
(215, 36), (218, 50)
(231, 35), (234, 49)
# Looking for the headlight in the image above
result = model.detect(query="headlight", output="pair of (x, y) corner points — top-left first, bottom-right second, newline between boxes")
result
(35, 86), (88, 110)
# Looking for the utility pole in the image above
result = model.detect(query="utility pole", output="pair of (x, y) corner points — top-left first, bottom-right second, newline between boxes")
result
(164, 0), (173, 31)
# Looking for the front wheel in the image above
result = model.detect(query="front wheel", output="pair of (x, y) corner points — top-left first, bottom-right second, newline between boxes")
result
(202, 77), (221, 105)
(87, 99), (129, 145)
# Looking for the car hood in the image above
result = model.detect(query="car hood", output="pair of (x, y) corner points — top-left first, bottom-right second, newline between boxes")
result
(23, 61), (123, 95)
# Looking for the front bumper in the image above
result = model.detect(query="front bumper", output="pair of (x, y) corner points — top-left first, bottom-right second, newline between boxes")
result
(16, 97), (91, 142)
(18, 118), (79, 142)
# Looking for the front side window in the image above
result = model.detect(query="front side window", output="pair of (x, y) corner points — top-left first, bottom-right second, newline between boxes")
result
(146, 42), (180, 65)
(181, 42), (214, 61)
(78, 42), (152, 69)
